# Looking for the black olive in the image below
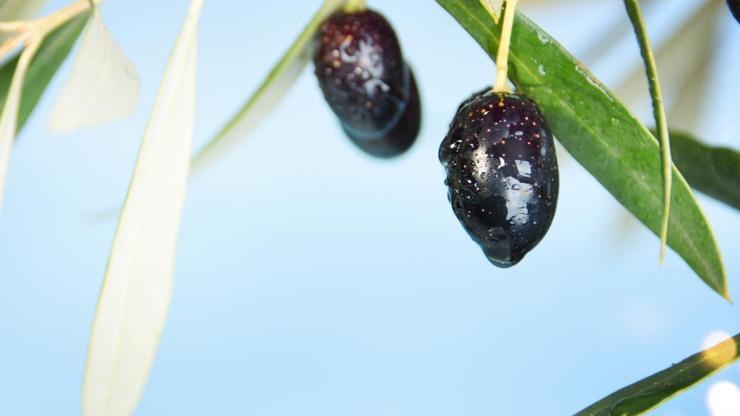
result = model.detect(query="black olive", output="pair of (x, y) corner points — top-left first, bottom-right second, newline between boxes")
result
(439, 89), (559, 267)
(342, 68), (421, 158)
(314, 9), (420, 157)
(729, 0), (740, 23)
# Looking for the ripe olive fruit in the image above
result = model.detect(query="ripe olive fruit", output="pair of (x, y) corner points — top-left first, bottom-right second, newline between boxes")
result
(439, 89), (559, 267)
(314, 9), (420, 157)
(342, 69), (420, 158)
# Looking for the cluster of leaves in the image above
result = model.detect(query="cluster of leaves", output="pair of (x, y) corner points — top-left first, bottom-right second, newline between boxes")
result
(0, 0), (736, 415)
(0, 1), (191, 414)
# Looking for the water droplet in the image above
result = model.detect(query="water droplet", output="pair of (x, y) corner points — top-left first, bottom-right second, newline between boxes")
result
(537, 31), (550, 44)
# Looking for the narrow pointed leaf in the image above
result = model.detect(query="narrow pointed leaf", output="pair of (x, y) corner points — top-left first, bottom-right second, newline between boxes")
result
(190, 0), (348, 174)
(623, 0), (673, 265)
(82, 1), (202, 415)
(49, 9), (140, 133)
(575, 333), (740, 415)
(436, 0), (728, 299)
(0, 10), (89, 214)
(668, 130), (740, 211)
(0, 41), (40, 216)
(0, 10), (90, 131)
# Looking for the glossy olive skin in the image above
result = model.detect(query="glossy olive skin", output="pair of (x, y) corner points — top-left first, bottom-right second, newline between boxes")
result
(729, 0), (740, 23)
(342, 69), (421, 158)
(314, 9), (420, 157)
(440, 89), (559, 267)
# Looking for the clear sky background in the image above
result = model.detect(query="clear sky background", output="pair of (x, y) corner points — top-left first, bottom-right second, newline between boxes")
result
(0, 0), (738, 415)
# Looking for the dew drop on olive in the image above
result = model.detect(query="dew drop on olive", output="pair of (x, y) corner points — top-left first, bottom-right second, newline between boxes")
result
(314, 8), (420, 157)
(439, 89), (559, 267)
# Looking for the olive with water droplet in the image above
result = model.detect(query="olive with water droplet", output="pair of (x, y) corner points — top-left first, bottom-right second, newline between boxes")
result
(439, 89), (559, 267)
(314, 8), (420, 158)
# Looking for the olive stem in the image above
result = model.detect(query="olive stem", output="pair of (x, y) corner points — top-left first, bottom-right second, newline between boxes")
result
(344, 0), (366, 13)
(0, 21), (31, 32)
(37, 0), (91, 32)
(623, 0), (672, 265)
(0, 0), (91, 63)
(492, 0), (518, 93)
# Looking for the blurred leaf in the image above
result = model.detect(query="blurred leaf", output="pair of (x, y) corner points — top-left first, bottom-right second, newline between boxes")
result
(49, 9), (140, 133)
(575, 333), (740, 415)
(579, 17), (630, 66)
(0, 0), (47, 20)
(82, 1), (202, 415)
(615, 0), (721, 132)
(0, 38), (40, 217)
(665, 2), (721, 134)
(666, 61), (713, 135)
(668, 130), (740, 211)
(191, 0), (349, 174)
(437, 0), (728, 299)
(0, 10), (89, 214)
(577, 2), (664, 67)
(0, 10), (90, 131)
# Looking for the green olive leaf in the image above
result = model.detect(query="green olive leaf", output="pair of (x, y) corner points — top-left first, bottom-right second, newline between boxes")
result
(668, 130), (740, 211)
(0, 10), (90, 133)
(436, 0), (728, 300)
(575, 333), (739, 415)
